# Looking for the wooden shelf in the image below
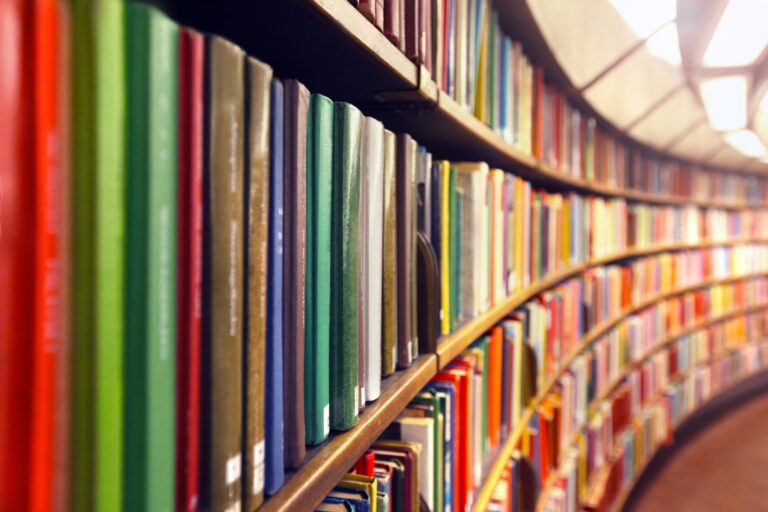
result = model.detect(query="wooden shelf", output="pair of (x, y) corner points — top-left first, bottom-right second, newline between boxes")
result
(438, 238), (768, 369)
(171, 0), (768, 209)
(532, 311), (768, 511)
(471, 294), (768, 511)
(261, 354), (437, 512)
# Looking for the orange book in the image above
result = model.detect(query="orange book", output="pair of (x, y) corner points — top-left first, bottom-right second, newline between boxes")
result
(488, 326), (503, 448)
(30, 1), (68, 510)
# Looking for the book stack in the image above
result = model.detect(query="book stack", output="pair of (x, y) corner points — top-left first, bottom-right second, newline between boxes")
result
(353, 0), (768, 205)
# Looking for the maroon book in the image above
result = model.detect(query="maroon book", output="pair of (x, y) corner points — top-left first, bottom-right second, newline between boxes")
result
(176, 27), (204, 512)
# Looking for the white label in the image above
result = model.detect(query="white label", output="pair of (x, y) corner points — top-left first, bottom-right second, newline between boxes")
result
(224, 501), (241, 512)
(323, 404), (330, 436)
(253, 441), (265, 495)
(360, 386), (366, 408)
(354, 385), (359, 412)
(226, 454), (242, 486)
(407, 340), (413, 362)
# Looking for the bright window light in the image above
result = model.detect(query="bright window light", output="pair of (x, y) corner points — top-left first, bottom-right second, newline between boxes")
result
(609, 0), (677, 39)
(761, 89), (768, 112)
(646, 23), (682, 65)
(703, 0), (768, 68)
(725, 129), (766, 157)
(699, 75), (748, 131)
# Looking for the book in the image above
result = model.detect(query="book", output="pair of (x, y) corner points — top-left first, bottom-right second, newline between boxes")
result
(176, 26), (204, 512)
(30, 0), (68, 509)
(396, 133), (417, 368)
(305, 93), (334, 445)
(265, 78), (285, 495)
(201, 35), (245, 511)
(244, 55), (272, 509)
(381, 129), (399, 376)
(282, 78), (309, 468)
(330, 102), (362, 430)
(0, 0), (34, 508)
(70, 0), (127, 507)
(361, 117), (385, 402)
(124, 5), (178, 511)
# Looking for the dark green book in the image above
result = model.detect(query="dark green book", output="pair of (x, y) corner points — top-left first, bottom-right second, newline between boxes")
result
(330, 102), (362, 430)
(124, 5), (178, 512)
(305, 93), (334, 445)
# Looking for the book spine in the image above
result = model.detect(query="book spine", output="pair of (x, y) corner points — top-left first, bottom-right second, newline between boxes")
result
(203, 35), (244, 511)
(381, 130), (399, 376)
(31, 0), (68, 509)
(124, 6), (178, 511)
(176, 27), (204, 512)
(330, 102), (361, 430)
(265, 78), (285, 495)
(397, 133), (415, 368)
(305, 93), (333, 445)
(282, 79), (308, 468)
(244, 56), (272, 510)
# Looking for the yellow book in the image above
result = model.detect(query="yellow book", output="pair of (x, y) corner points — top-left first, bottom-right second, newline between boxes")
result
(562, 198), (571, 267)
(338, 474), (378, 512)
(439, 161), (451, 335)
(473, 2), (488, 122)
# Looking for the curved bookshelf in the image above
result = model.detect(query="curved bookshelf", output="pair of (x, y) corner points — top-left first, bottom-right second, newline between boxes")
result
(530, 305), (768, 510)
(592, 354), (768, 512)
(471, 297), (768, 511)
(178, 0), (768, 209)
(437, 238), (768, 367)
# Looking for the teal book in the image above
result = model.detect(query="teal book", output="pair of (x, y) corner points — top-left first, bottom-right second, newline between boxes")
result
(330, 102), (362, 430)
(305, 93), (334, 444)
(70, 0), (126, 509)
(124, 5), (178, 512)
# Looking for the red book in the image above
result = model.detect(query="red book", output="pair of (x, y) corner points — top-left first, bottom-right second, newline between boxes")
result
(383, 0), (401, 49)
(0, 0), (34, 509)
(30, 0), (68, 509)
(533, 67), (545, 160)
(176, 28), (205, 512)
(354, 451), (376, 477)
(434, 365), (471, 512)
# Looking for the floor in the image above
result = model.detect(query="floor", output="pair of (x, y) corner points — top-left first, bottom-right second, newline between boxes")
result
(627, 391), (768, 512)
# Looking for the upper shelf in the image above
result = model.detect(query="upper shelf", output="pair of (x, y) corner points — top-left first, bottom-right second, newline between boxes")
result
(166, 0), (768, 209)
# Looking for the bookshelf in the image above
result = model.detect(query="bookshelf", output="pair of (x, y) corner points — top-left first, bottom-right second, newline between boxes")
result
(173, 0), (768, 209)
(11, 0), (768, 511)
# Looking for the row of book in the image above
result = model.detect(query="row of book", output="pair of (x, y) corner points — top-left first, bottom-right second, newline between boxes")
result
(534, 311), (768, 510)
(541, 320), (768, 512)
(4, 2), (441, 511)
(434, 159), (768, 336)
(353, 0), (768, 204)
(318, 272), (768, 511)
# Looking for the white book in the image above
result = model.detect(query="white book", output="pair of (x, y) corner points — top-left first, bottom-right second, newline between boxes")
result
(455, 162), (489, 318)
(361, 117), (384, 402)
(398, 416), (435, 511)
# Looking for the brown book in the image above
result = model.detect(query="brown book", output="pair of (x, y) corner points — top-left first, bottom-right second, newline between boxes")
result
(282, 79), (308, 468)
(396, 133), (416, 368)
(374, 0), (385, 31)
(357, 0), (375, 23)
(244, 56), (272, 511)
(203, 35), (245, 512)
(404, 0), (419, 60)
(381, 130), (398, 376)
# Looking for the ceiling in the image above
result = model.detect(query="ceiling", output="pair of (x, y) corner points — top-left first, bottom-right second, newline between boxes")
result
(525, 0), (768, 173)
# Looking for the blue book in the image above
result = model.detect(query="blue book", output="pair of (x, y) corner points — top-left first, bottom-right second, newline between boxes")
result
(265, 78), (285, 495)
(500, 36), (511, 142)
(446, 0), (455, 97)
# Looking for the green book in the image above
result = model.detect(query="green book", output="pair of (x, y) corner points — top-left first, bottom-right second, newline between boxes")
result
(330, 102), (361, 430)
(412, 392), (444, 512)
(124, 5), (178, 512)
(448, 166), (458, 330)
(305, 93), (334, 444)
(70, 0), (126, 509)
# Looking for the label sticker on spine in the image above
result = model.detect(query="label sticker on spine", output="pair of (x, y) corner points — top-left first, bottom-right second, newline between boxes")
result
(253, 441), (265, 494)
(323, 404), (330, 436)
(226, 454), (242, 485)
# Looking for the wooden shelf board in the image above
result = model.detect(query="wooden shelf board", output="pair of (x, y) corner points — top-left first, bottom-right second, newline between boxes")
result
(261, 354), (437, 512)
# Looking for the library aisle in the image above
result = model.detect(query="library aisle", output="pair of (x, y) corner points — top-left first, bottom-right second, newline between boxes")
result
(628, 391), (768, 512)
